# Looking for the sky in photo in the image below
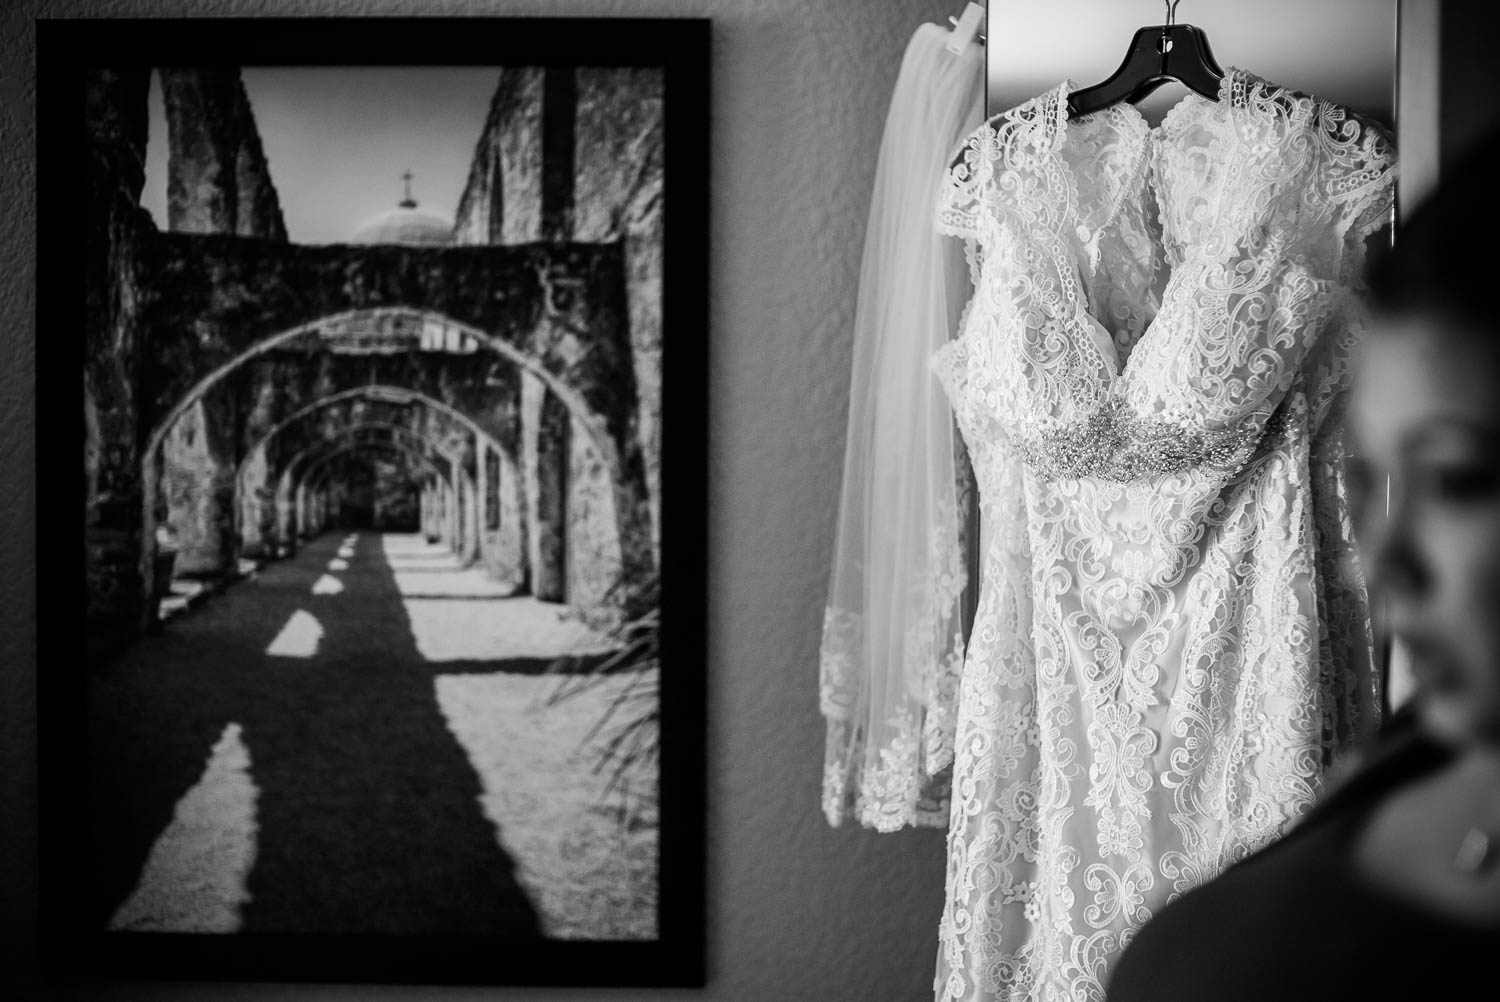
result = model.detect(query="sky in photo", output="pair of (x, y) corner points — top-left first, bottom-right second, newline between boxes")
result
(142, 67), (503, 244)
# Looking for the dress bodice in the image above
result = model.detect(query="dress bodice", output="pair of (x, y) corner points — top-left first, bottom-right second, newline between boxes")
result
(935, 68), (1395, 487)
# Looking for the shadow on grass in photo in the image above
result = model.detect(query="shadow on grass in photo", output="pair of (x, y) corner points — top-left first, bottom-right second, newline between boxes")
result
(86, 532), (544, 936)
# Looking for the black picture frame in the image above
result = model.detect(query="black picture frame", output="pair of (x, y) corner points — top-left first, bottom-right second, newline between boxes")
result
(37, 16), (708, 988)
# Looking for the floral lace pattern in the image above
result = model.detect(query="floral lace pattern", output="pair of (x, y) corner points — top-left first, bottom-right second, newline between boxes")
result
(931, 68), (1393, 1000)
(821, 481), (975, 832)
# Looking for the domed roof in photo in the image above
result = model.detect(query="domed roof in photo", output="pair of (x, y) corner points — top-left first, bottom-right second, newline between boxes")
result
(349, 203), (454, 247)
(349, 172), (454, 246)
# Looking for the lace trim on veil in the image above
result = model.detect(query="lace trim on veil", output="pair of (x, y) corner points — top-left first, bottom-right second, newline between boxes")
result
(820, 22), (986, 832)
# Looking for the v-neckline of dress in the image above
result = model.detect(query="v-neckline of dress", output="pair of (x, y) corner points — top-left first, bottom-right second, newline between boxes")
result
(1034, 68), (1244, 385)
(1057, 66), (1239, 240)
(935, 61), (1398, 487)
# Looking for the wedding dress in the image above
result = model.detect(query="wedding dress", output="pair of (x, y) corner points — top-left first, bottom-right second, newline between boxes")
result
(930, 68), (1395, 1000)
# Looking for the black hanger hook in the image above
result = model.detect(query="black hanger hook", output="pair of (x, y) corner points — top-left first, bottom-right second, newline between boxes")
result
(1160, 0), (1184, 55)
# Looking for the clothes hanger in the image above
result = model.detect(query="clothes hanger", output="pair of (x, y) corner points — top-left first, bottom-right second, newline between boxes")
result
(941, 4), (989, 174)
(1066, 0), (1223, 119)
(944, 2), (1221, 175)
(945, 2), (986, 54)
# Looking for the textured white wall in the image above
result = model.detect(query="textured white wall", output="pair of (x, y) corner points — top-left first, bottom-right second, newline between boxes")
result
(0, 0), (960, 999)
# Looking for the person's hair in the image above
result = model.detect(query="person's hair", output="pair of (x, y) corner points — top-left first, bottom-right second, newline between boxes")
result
(1367, 125), (1500, 334)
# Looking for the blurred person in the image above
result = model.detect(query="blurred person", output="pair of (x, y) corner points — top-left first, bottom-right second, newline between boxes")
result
(1105, 127), (1500, 1001)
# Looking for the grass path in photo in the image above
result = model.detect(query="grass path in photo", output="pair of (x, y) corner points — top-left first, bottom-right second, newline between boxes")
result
(88, 532), (656, 939)
(436, 669), (659, 939)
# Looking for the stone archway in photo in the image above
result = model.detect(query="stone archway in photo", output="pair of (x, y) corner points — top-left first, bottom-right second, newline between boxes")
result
(137, 290), (652, 631)
(233, 384), (532, 591)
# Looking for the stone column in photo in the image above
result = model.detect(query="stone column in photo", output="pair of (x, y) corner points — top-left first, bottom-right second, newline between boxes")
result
(474, 437), (490, 564)
(84, 67), (153, 655)
(238, 361), (297, 560)
(237, 446), (270, 558)
(274, 465), (299, 556)
(158, 68), (287, 240)
(153, 68), (288, 580)
(161, 399), (242, 578)
(462, 469), (481, 564)
(521, 372), (570, 602)
(488, 442), (528, 594)
(454, 67), (593, 605)
(453, 473), (465, 556)
(446, 477), (460, 553)
(298, 484), (313, 540)
(572, 67), (665, 556)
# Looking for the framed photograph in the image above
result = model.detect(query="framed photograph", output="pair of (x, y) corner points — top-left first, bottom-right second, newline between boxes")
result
(38, 16), (707, 987)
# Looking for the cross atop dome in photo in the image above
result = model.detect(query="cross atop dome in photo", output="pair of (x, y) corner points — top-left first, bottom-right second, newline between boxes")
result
(349, 170), (454, 246)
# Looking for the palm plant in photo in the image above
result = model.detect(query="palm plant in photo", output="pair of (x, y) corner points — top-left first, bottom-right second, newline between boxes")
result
(545, 572), (660, 828)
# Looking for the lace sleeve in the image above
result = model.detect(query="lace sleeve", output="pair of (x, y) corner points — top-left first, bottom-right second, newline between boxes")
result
(935, 121), (997, 298)
(1320, 111), (1398, 287)
(938, 122), (992, 245)
(937, 81), (1072, 266)
(1297, 107), (1398, 439)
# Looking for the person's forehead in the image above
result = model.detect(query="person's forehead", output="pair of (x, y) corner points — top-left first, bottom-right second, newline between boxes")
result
(1368, 306), (1500, 350)
(1364, 312), (1500, 373)
(1354, 315), (1500, 423)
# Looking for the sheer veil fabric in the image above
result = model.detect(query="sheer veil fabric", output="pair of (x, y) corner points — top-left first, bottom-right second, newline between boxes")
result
(930, 69), (1395, 1000)
(820, 23), (987, 832)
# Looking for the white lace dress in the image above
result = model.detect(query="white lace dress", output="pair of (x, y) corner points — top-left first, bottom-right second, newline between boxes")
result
(931, 68), (1395, 1001)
